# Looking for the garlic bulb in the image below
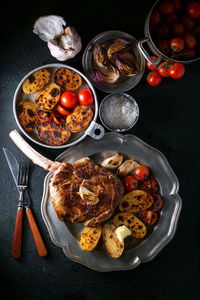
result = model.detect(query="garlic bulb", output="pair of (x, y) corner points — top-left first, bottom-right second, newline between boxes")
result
(33, 15), (82, 61)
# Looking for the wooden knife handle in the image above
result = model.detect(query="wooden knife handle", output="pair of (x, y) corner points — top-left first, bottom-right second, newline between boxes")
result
(25, 208), (47, 257)
(12, 207), (23, 259)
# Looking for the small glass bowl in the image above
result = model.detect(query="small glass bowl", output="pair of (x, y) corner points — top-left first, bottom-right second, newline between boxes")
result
(82, 30), (145, 93)
(99, 92), (139, 132)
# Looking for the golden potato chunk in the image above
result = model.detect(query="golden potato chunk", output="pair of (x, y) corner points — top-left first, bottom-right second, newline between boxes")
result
(66, 105), (93, 133)
(37, 121), (71, 145)
(102, 223), (124, 258)
(119, 190), (153, 213)
(80, 225), (102, 251)
(35, 83), (61, 111)
(22, 68), (50, 94)
(17, 101), (38, 132)
(113, 213), (147, 239)
(54, 67), (82, 91)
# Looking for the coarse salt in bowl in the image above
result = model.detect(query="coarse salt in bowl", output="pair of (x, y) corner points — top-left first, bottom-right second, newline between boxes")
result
(99, 93), (139, 132)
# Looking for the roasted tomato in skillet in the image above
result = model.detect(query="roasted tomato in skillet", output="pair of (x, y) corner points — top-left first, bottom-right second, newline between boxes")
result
(123, 175), (138, 192)
(52, 111), (66, 125)
(137, 210), (158, 225)
(151, 194), (163, 212)
(38, 111), (52, 122)
(57, 104), (71, 116)
(133, 165), (150, 181)
(140, 177), (159, 193)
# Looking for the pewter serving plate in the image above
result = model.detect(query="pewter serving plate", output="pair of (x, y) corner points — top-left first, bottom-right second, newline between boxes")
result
(41, 132), (182, 272)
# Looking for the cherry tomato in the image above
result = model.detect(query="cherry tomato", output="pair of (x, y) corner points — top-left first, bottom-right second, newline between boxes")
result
(158, 61), (170, 77)
(60, 91), (78, 109)
(137, 210), (158, 225)
(78, 88), (94, 106)
(52, 112), (66, 125)
(133, 166), (150, 181)
(156, 25), (170, 38)
(173, 23), (185, 36)
(123, 176), (138, 192)
(195, 25), (200, 35)
(140, 177), (160, 193)
(147, 71), (162, 86)
(184, 34), (197, 48)
(160, 1), (174, 14)
(182, 16), (195, 32)
(166, 12), (179, 25)
(187, 2), (200, 19)
(37, 111), (52, 122)
(169, 62), (185, 79)
(172, 0), (182, 11)
(150, 10), (161, 25)
(170, 37), (185, 52)
(157, 39), (170, 54)
(145, 56), (158, 70)
(184, 48), (196, 59)
(57, 105), (71, 116)
(151, 194), (163, 212)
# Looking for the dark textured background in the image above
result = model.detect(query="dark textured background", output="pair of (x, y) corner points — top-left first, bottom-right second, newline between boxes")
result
(0, 0), (200, 299)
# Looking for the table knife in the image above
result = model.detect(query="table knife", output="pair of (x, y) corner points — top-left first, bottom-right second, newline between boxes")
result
(3, 148), (47, 258)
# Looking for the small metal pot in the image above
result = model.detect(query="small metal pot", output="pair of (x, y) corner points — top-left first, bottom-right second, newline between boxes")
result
(138, 0), (200, 65)
(13, 63), (104, 149)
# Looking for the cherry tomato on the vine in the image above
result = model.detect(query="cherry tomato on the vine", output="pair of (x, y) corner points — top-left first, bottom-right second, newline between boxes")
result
(140, 177), (160, 194)
(147, 71), (162, 86)
(169, 62), (185, 79)
(123, 175), (138, 192)
(145, 56), (158, 71)
(133, 165), (150, 181)
(158, 61), (170, 77)
(170, 37), (185, 52)
(184, 34), (197, 49)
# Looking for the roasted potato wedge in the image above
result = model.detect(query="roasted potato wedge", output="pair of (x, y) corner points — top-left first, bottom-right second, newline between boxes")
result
(113, 213), (147, 239)
(80, 225), (102, 251)
(117, 159), (140, 177)
(35, 83), (61, 111)
(22, 68), (51, 94)
(17, 101), (38, 132)
(66, 105), (93, 133)
(119, 190), (153, 213)
(54, 67), (82, 91)
(102, 223), (124, 258)
(37, 121), (71, 145)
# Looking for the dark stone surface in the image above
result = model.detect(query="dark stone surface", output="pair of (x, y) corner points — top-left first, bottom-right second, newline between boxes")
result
(0, 0), (199, 299)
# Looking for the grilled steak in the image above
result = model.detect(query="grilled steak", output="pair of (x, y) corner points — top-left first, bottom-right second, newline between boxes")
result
(9, 130), (124, 227)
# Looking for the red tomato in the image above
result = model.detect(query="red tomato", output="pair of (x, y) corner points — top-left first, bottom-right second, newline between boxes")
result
(157, 39), (170, 54)
(123, 176), (138, 192)
(187, 2), (200, 19)
(158, 61), (170, 77)
(182, 16), (195, 32)
(156, 25), (170, 38)
(184, 48), (196, 59)
(137, 210), (158, 225)
(145, 56), (158, 70)
(78, 88), (94, 106)
(160, 1), (174, 14)
(170, 37), (185, 52)
(169, 62), (185, 79)
(52, 112), (66, 125)
(37, 111), (52, 122)
(173, 23), (185, 36)
(57, 105), (71, 116)
(172, 0), (182, 11)
(60, 91), (78, 109)
(150, 10), (161, 25)
(195, 24), (200, 35)
(166, 12), (179, 24)
(151, 194), (163, 212)
(184, 34), (197, 48)
(133, 166), (150, 181)
(147, 71), (162, 86)
(140, 177), (160, 193)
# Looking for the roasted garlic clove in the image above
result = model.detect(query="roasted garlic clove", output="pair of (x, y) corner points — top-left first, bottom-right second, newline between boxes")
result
(100, 153), (123, 169)
(78, 181), (99, 205)
(117, 159), (141, 177)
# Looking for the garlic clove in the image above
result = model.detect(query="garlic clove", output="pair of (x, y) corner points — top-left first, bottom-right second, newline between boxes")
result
(117, 159), (141, 177)
(100, 153), (123, 169)
(78, 180), (99, 205)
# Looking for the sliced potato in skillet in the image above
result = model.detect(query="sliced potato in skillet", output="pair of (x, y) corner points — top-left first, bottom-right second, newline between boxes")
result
(66, 105), (93, 133)
(22, 68), (51, 94)
(54, 67), (82, 91)
(35, 83), (61, 111)
(17, 101), (38, 132)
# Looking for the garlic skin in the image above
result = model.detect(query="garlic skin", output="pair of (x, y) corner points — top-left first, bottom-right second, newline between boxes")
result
(33, 15), (82, 61)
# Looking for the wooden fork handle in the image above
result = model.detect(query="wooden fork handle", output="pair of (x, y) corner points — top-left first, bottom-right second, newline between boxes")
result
(12, 207), (23, 259)
(25, 208), (47, 257)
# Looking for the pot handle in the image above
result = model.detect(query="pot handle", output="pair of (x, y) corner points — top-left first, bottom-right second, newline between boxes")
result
(138, 38), (162, 65)
(85, 121), (105, 140)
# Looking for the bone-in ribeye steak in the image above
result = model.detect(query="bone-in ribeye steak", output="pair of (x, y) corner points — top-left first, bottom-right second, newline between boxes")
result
(9, 130), (124, 227)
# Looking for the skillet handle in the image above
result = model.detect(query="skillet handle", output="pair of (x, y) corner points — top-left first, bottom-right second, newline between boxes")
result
(138, 38), (162, 65)
(85, 121), (105, 140)
(12, 207), (23, 259)
(26, 208), (47, 257)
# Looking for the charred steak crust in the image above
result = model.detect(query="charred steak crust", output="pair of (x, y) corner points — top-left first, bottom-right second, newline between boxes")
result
(49, 157), (124, 226)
